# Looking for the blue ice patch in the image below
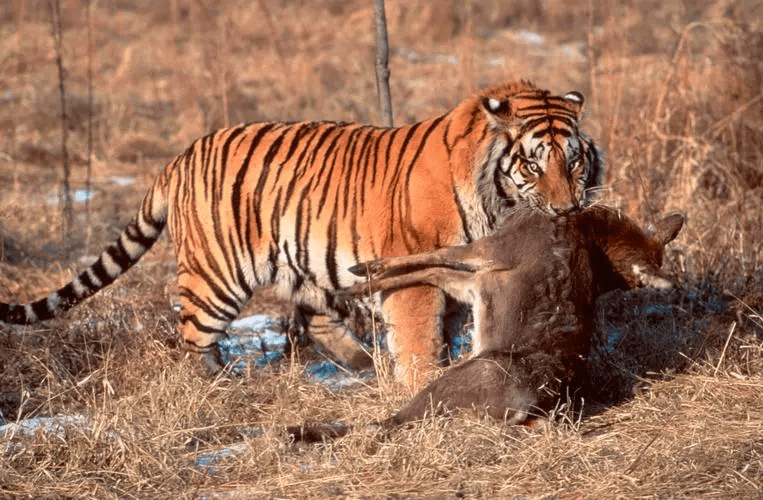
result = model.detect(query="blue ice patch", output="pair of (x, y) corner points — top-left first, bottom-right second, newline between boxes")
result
(218, 315), (288, 373)
(0, 414), (91, 438)
(450, 327), (473, 359)
(194, 442), (248, 474)
(46, 188), (95, 206)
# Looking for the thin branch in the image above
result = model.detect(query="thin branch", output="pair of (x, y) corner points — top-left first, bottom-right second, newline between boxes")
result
(714, 321), (737, 376)
(256, 0), (291, 88)
(586, 0), (597, 121)
(49, 0), (73, 239)
(374, 0), (393, 127)
(86, 0), (94, 252)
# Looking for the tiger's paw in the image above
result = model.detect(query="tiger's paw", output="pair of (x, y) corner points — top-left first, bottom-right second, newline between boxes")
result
(198, 348), (226, 378)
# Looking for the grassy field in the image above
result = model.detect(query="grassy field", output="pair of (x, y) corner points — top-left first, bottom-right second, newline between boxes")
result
(0, 0), (762, 497)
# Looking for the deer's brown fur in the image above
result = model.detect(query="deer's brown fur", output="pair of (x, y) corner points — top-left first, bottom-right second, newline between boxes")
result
(349, 206), (684, 425)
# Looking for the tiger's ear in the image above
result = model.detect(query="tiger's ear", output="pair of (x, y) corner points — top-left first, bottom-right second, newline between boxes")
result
(563, 91), (585, 116)
(481, 97), (511, 119)
(480, 97), (521, 135)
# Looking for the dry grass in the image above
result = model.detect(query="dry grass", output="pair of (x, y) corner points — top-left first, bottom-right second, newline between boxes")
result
(0, 0), (762, 497)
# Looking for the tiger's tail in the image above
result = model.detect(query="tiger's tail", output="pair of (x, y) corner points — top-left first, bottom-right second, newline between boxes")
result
(0, 167), (171, 325)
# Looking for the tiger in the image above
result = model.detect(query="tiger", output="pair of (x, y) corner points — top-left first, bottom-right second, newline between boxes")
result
(0, 80), (604, 389)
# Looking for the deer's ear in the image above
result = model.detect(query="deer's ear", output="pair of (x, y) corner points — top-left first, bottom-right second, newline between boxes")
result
(649, 213), (685, 245)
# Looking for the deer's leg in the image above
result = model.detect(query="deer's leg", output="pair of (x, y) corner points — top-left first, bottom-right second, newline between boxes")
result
(348, 267), (478, 305)
(348, 245), (485, 279)
(385, 354), (539, 427)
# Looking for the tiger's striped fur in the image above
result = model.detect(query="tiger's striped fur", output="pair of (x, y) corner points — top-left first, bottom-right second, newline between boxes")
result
(0, 81), (604, 388)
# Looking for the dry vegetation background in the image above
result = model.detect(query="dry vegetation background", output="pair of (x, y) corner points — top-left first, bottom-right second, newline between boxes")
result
(0, 0), (762, 497)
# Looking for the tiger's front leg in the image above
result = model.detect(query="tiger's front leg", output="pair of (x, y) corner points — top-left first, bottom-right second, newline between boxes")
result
(382, 285), (446, 392)
(302, 312), (375, 370)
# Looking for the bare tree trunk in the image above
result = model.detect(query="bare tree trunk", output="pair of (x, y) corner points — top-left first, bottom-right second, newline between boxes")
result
(373, 0), (393, 127)
(49, 0), (72, 240)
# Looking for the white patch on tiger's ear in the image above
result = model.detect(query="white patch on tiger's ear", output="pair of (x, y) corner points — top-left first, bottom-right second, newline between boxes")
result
(481, 97), (510, 118)
(480, 96), (520, 136)
(564, 91), (585, 115)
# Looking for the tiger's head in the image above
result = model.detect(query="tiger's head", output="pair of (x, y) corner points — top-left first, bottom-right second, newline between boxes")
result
(479, 85), (604, 216)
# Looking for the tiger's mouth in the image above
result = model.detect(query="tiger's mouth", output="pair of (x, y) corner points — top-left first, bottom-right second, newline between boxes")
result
(547, 203), (581, 216)
(521, 191), (579, 217)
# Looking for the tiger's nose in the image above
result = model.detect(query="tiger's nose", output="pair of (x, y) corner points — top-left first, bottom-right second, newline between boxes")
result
(550, 202), (580, 216)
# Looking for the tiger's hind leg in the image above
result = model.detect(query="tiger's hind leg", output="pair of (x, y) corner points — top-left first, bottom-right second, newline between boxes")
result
(174, 271), (249, 377)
